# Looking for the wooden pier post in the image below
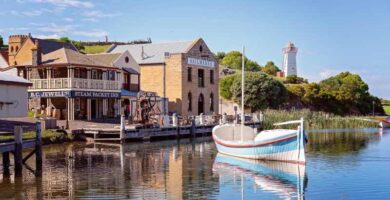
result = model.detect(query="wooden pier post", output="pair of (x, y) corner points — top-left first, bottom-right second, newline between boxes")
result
(14, 125), (23, 177)
(2, 152), (10, 176)
(120, 115), (126, 143)
(190, 118), (196, 138)
(35, 122), (43, 177)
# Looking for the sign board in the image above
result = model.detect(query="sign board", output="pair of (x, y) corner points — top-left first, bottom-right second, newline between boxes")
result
(187, 57), (215, 68)
(29, 91), (71, 98)
(73, 91), (120, 98)
(29, 91), (121, 98)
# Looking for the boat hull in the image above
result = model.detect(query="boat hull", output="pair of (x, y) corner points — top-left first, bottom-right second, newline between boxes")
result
(214, 135), (305, 164)
(379, 121), (390, 128)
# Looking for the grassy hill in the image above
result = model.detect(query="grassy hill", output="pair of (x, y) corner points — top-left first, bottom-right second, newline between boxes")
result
(83, 45), (111, 54)
(383, 105), (390, 115)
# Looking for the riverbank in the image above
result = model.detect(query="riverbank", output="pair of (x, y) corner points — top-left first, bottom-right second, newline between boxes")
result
(0, 130), (73, 144)
(261, 109), (379, 130)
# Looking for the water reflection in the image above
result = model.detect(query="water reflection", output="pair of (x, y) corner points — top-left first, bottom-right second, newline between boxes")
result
(0, 128), (390, 199)
(213, 153), (307, 200)
(306, 128), (384, 155)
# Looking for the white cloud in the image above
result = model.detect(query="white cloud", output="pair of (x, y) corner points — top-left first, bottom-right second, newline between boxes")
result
(73, 30), (108, 38)
(34, 34), (61, 39)
(36, 23), (75, 34)
(22, 10), (44, 16)
(83, 18), (98, 22)
(31, 0), (94, 8)
(83, 10), (121, 18)
(64, 17), (73, 22)
(319, 69), (340, 80)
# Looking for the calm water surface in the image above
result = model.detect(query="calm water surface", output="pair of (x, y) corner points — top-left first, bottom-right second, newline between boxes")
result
(1, 128), (390, 199)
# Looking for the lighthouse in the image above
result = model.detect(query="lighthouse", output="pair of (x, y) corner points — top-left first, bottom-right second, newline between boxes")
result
(282, 42), (298, 77)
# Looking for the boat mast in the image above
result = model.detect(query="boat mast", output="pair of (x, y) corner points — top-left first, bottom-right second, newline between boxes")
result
(241, 46), (245, 142)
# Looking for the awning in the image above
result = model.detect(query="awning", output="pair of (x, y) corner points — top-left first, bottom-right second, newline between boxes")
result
(123, 67), (139, 74)
(121, 89), (138, 97)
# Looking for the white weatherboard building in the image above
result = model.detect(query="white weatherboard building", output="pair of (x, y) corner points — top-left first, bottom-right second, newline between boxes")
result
(0, 72), (32, 118)
(282, 42), (298, 77)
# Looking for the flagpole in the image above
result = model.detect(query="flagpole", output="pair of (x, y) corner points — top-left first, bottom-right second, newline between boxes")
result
(241, 46), (245, 142)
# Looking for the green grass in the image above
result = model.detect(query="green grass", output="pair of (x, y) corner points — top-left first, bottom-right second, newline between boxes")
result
(83, 45), (111, 54)
(0, 130), (69, 142)
(260, 109), (378, 130)
(383, 105), (390, 115)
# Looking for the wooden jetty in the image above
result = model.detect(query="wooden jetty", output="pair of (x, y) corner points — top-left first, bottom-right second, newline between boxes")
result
(75, 116), (261, 142)
(1, 122), (43, 177)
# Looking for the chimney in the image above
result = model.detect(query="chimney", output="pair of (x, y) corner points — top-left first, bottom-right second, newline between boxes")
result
(31, 39), (41, 66)
(141, 46), (145, 60)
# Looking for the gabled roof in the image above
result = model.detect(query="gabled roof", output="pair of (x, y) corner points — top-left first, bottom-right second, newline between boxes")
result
(86, 53), (122, 67)
(107, 39), (199, 64)
(0, 72), (32, 86)
(35, 38), (78, 54)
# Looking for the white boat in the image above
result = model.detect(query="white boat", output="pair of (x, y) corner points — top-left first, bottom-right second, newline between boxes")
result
(213, 119), (306, 164)
(212, 153), (306, 199)
(379, 117), (390, 128)
(212, 46), (306, 164)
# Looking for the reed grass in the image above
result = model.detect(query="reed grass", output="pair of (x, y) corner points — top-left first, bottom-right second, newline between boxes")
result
(260, 109), (378, 130)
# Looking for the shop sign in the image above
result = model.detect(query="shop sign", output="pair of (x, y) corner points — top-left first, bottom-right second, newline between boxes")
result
(29, 91), (121, 98)
(187, 57), (215, 68)
(29, 91), (71, 98)
(72, 91), (121, 98)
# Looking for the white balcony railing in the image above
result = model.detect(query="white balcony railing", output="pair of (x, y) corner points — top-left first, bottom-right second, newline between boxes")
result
(30, 78), (120, 90)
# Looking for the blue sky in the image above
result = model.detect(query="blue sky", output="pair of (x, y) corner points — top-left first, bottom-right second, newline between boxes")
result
(1, 0), (389, 99)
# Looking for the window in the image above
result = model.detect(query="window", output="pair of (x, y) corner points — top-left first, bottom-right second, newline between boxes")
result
(125, 56), (129, 63)
(188, 92), (192, 111)
(210, 70), (214, 84)
(198, 69), (204, 87)
(108, 70), (116, 80)
(10, 46), (14, 53)
(15, 46), (19, 52)
(199, 45), (203, 52)
(187, 67), (192, 82)
(210, 93), (214, 112)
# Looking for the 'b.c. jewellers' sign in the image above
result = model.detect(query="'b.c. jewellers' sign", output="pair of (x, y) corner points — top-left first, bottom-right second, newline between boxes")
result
(29, 91), (71, 98)
(187, 57), (215, 68)
(29, 91), (120, 98)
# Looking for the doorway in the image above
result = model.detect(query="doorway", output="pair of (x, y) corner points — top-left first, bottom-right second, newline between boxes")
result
(198, 93), (204, 115)
(91, 99), (97, 119)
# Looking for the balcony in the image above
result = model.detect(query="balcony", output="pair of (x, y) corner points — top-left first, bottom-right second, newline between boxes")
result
(30, 78), (120, 90)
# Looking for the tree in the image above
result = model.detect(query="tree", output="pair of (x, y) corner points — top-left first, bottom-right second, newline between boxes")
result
(230, 72), (287, 111)
(261, 61), (280, 76)
(0, 35), (4, 47)
(284, 75), (308, 84)
(57, 37), (85, 51)
(219, 74), (236, 99)
(221, 51), (262, 71)
(215, 52), (226, 62)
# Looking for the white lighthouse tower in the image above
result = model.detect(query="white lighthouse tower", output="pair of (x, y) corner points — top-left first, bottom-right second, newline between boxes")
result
(282, 42), (298, 77)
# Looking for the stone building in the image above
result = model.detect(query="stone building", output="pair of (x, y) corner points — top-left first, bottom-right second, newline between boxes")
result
(108, 38), (219, 116)
(5, 34), (140, 121)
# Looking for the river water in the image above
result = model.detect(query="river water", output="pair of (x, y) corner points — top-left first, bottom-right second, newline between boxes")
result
(1, 128), (390, 199)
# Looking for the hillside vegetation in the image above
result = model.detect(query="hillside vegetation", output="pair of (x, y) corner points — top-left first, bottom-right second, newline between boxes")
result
(83, 45), (111, 54)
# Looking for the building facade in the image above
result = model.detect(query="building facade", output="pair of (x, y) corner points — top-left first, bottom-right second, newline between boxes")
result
(0, 72), (32, 118)
(108, 38), (219, 116)
(5, 34), (140, 121)
(282, 42), (298, 77)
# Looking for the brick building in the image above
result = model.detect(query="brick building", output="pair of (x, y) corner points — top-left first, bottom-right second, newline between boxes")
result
(5, 34), (140, 121)
(108, 38), (219, 116)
